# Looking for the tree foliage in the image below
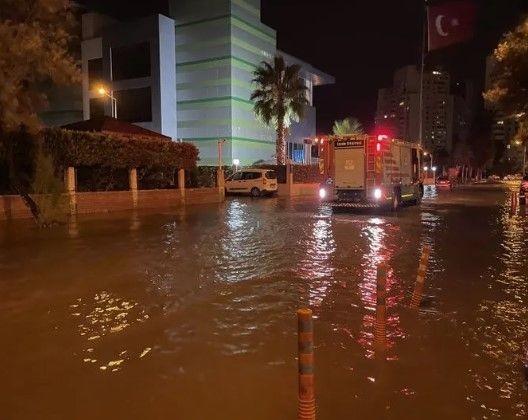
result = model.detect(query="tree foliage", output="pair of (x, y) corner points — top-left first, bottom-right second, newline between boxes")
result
(484, 16), (528, 134)
(0, 0), (80, 132)
(0, 0), (80, 223)
(251, 55), (308, 164)
(332, 117), (364, 136)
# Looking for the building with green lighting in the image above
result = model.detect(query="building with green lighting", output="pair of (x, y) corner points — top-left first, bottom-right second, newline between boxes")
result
(81, 0), (334, 165)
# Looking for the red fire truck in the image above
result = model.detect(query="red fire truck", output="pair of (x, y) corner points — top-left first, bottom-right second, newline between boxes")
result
(318, 134), (424, 210)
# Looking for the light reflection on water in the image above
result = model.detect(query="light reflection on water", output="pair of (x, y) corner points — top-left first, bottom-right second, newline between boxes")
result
(1, 188), (528, 419)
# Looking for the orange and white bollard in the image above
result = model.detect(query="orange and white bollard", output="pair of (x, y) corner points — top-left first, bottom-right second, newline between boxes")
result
(410, 245), (431, 308)
(375, 264), (387, 348)
(297, 308), (316, 420)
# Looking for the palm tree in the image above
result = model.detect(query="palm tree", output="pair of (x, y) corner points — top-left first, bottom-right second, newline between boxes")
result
(251, 55), (308, 165)
(332, 117), (364, 136)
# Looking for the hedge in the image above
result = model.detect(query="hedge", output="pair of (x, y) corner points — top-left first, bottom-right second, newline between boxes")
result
(0, 128), (199, 194)
(43, 128), (198, 170)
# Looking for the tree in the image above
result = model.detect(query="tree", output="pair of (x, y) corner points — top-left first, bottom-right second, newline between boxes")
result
(332, 117), (364, 136)
(484, 16), (528, 168)
(251, 55), (308, 165)
(0, 0), (80, 223)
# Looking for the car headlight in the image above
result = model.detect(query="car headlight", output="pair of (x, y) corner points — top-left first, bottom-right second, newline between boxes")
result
(319, 188), (327, 199)
(374, 188), (382, 200)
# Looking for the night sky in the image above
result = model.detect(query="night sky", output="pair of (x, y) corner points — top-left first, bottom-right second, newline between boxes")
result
(80, 0), (528, 133)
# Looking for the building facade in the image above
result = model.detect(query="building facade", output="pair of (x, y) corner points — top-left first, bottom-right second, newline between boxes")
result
(375, 65), (455, 153)
(485, 55), (518, 147)
(80, 0), (334, 165)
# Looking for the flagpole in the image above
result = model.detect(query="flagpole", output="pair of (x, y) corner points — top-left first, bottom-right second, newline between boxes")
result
(418, 1), (428, 147)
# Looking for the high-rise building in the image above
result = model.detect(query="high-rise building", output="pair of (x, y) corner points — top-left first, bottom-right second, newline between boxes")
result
(80, 0), (334, 165)
(375, 65), (454, 153)
(485, 55), (518, 147)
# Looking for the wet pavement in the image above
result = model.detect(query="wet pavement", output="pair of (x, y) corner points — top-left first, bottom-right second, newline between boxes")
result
(0, 184), (527, 419)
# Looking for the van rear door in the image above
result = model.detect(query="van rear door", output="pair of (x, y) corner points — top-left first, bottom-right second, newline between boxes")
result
(334, 139), (366, 189)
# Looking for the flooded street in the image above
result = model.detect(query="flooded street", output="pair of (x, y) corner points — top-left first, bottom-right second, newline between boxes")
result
(1, 185), (527, 419)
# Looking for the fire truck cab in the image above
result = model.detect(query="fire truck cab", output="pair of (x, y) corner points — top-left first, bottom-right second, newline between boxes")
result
(319, 134), (423, 210)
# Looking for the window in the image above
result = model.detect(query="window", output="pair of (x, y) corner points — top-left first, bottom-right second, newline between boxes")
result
(231, 172), (243, 181)
(114, 87), (152, 123)
(265, 171), (277, 180)
(88, 58), (103, 89)
(111, 42), (151, 81)
(243, 172), (261, 180)
(89, 97), (105, 119)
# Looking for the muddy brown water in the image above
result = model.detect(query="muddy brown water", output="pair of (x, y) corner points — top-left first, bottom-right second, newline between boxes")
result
(1, 185), (527, 419)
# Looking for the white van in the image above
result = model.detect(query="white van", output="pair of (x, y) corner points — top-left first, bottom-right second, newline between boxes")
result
(225, 169), (278, 197)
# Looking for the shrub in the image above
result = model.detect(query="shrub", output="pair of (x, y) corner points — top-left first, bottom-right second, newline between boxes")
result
(293, 165), (324, 184)
(43, 128), (198, 170)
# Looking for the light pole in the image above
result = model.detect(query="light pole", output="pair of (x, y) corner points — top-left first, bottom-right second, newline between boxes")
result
(515, 140), (526, 174)
(424, 152), (433, 172)
(97, 86), (117, 119)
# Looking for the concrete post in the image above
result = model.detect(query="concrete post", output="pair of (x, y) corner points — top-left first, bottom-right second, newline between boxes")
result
(287, 164), (294, 195)
(217, 169), (225, 200)
(129, 168), (138, 208)
(64, 167), (77, 215)
(178, 169), (186, 201)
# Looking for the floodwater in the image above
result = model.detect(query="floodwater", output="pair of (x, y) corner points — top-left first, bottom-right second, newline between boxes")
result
(1, 185), (527, 419)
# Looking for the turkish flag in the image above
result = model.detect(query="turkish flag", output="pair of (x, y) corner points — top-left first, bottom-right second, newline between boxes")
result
(428, 1), (477, 51)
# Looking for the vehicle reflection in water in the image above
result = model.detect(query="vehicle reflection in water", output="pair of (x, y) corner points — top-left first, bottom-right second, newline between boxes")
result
(357, 217), (404, 361)
(296, 205), (336, 308)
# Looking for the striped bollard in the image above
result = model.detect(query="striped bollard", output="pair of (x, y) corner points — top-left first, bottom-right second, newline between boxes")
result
(410, 245), (431, 309)
(375, 264), (387, 348)
(298, 308), (316, 420)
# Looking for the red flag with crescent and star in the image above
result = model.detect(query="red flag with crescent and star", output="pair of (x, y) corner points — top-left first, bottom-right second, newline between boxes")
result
(427, 0), (477, 51)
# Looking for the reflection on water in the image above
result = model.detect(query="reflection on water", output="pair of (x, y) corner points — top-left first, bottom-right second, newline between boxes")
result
(1, 188), (527, 419)
(72, 291), (151, 372)
(296, 206), (336, 308)
(462, 197), (528, 418)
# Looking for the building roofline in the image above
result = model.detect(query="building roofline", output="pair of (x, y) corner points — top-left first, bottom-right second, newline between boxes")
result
(278, 50), (335, 86)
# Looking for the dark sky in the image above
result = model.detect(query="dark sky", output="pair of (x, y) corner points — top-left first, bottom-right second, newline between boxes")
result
(80, 0), (528, 133)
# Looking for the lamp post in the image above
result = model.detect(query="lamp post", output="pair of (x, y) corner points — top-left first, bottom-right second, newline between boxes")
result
(515, 140), (526, 174)
(424, 152), (433, 172)
(97, 86), (117, 119)
(233, 158), (240, 172)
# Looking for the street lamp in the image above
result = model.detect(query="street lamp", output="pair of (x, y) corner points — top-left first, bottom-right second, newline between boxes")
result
(515, 140), (526, 174)
(424, 151), (434, 170)
(97, 86), (117, 119)
(233, 158), (240, 172)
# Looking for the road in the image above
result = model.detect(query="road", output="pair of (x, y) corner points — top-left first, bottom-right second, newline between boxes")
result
(0, 184), (526, 419)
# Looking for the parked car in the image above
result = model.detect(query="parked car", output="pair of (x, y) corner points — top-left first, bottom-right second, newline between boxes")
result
(436, 176), (451, 188)
(519, 176), (528, 205)
(225, 169), (278, 197)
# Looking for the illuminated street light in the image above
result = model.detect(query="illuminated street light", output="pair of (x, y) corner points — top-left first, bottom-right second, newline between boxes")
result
(432, 166), (437, 172)
(424, 166), (429, 171)
(233, 158), (240, 171)
(97, 85), (117, 118)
